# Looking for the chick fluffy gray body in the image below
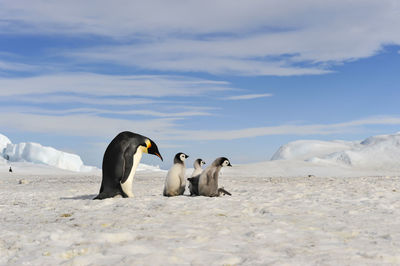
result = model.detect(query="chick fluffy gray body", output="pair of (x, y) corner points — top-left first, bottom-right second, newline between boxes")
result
(198, 157), (231, 197)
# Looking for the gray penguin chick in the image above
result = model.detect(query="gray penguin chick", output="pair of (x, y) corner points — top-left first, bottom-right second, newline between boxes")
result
(188, 158), (206, 196)
(198, 157), (232, 197)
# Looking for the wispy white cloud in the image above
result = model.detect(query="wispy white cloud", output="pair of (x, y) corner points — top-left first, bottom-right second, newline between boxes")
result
(0, 60), (39, 72)
(1, 1), (399, 76)
(69, 45), (330, 76)
(224, 93), (273, 100)
(164, 116), (400, 141)
(1, 111), (399, 142)
(1, 94), (160, 106)
(0, 73), (234, 97)
(2, 106), (214, 118)
(0, 112), (178, 139)
(0, 73), (231, 122)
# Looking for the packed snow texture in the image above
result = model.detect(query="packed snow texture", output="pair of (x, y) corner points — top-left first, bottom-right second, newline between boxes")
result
(271, 132), (400, 170)
(1, 164), (399, 265)
(1, 132), (400, 264)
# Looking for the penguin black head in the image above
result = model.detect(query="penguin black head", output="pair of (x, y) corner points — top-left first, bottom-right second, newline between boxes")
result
(194, 158), (206, 167)
(174, 152), (189, 164)
(144, 137), (163, 161)
(214, 157), (232, 167)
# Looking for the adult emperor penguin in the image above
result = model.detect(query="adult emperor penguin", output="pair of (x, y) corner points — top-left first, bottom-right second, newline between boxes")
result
(198, 157), (232, 197)
(94, 131), (163, 200)
(187, 158), (205, 196)
(163, 152), (189, 197)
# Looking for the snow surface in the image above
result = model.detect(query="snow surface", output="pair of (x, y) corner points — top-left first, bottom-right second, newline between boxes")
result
(1, 132), (400, 265)
(1, 164), (400, 265)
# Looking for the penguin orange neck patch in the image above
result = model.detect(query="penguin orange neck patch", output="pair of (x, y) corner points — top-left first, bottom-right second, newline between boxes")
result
(145, 139), (151, 149)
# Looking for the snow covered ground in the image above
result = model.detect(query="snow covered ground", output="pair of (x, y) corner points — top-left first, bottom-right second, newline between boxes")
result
(1, 133), (400, 265)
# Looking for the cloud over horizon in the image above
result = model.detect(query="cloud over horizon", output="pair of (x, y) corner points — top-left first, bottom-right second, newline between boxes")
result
(225, 94), (273, 101)
(1, 0), (399, 76)
(1, 110), (399, 142)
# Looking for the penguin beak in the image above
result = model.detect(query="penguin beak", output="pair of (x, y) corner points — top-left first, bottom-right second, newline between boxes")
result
(155, 152), (163, 161)
(228, 162), (232, 167)
(147, 139), (163, 161)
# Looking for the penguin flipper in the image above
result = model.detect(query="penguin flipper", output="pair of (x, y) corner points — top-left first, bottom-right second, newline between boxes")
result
(188, 176), (199, 187)
(187, 176), (200, 196)
(206, 171), (213, 185)
(120, 145), (135, 184)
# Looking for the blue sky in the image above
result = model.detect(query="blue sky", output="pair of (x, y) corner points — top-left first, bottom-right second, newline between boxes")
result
(1, 0), (400, 168)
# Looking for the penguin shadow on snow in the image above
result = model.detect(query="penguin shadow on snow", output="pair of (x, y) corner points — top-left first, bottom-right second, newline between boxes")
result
(60, 194), (98, 200)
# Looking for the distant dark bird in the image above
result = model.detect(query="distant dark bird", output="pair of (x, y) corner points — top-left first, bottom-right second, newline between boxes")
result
(9, 167), (12, 173)
(94, 131), (163, 200)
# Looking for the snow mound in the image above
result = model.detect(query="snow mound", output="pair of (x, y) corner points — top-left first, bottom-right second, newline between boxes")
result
(3, 142), (95, 172)
(136, 163), (165, 172)
(272, 132), (400, 170)
(0, 133), (12, 153)
(271, 139), (358, 161)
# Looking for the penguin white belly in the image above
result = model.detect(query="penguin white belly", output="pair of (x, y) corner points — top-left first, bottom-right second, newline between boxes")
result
(165, 165), (182, 188)
(180, 172), (186, 189)
(121, 148), (143, 197)
(164, 165), (184, 195)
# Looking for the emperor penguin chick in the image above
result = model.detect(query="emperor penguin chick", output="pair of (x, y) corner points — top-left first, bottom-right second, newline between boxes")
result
(198, 157), (232, 197)
(188, 158), (206, 196)
(163, 152), (189, 196)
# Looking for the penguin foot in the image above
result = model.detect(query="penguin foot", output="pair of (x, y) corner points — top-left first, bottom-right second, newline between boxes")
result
(93, 193), (107, 200)
(93, 191), (124, 200)
(218, 187), (232, 196)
